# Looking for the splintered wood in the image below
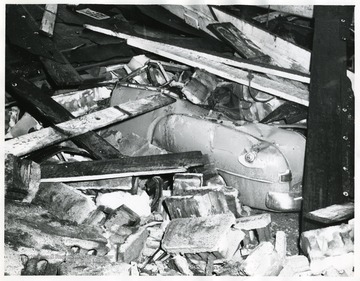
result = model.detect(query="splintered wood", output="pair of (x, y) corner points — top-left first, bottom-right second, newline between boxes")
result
(84, 25), (309, 106)
(5, 94), (175, 156)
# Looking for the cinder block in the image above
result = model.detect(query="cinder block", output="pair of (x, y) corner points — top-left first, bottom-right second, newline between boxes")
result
(33, 182), (97, 224)
(164, 190), (229, 219)
(118, 227), (149, 263)
(162, 213), (244, 260)
(239, 241), (284, 276)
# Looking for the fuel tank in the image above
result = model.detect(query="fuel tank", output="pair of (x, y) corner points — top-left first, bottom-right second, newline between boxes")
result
(151, 114), (305, 211)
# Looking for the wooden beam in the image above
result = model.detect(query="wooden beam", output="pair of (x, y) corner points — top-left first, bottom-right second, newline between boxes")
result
(40, 4), (58, 37)
(40, 55), (83, 88)
(161, 5), (311, 73)
(305, 202), (354, 224)
(5, 93), (176, 157)
(6, 71), (122, 160)
(85, 24), (310, 84)
(127, 37), (309, 106)
(207, 22), (271, 63)
(40, 151), (205, 182)
(301, 6), (354, 231)
(212, 7), (311, 73)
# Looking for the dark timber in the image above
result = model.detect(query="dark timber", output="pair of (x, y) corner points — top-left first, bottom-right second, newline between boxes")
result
(40, 151), (206, 182)
(301, 6), (354, 231)
(6, 71), (125, 160)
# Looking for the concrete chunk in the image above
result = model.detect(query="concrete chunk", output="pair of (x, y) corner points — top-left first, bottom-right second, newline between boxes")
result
(300, 223), (354, 274)
(164, 190), (229, 219)
(239, 241), (283, 276)
(33, 182), (97, 224)
(162, 213), (244, 260)
(278, 255), (310, 277)
(118, 227), (149, 263)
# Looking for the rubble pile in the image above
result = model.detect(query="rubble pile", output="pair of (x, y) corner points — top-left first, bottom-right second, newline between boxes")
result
(4, 4), (355, 276)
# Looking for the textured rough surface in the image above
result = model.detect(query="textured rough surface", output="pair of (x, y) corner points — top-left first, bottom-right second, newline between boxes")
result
(33, 182), (97, 224)
(118, 227), (149, 263)
(164, 190), (229, 219)
(239, 241), (284, 276)
(300, 222), (354, 274)
(162, 213), (243, 259)
(59, 255), (131, 275)
(5, 201), (108, 259)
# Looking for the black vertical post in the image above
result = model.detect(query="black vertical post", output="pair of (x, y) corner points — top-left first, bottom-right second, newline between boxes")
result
(301, 6), (354, 232)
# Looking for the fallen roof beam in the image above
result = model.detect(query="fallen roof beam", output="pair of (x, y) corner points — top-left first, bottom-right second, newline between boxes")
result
(40, 151), (206, 182)
(85, 24), (310, 86)
(128, 37), (309, 105)
(6, 71), (123, 160)
(5, 93), (176, 157)
(161, 5), (311, 73)
(211, 7), (311, 73)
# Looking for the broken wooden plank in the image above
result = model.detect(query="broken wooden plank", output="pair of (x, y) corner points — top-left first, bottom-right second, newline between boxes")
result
(305, 202), (354, 224)
(85, 24), (310, 83)
(207, 22), (271, 63)
(6, 5), (64, 63)
(161, 5), (311, 72)
(211, 7), (311, 73)
(6, 71), (123, 160)
(40, 4), (58, 37)
(84, 25), (309, 105)
(5, 93), (176, 157)
(127, 37), (309, 106)
(40, 151), (205, 182)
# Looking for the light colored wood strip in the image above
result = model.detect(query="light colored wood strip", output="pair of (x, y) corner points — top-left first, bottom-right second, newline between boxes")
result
(307, 202), (354, 224)
(40, 168), (187, 182)
(84, 24), (309, 83)
(126, 37), (309, 105)
(40, 4), (58, 37)
(5, 94), (175, 157)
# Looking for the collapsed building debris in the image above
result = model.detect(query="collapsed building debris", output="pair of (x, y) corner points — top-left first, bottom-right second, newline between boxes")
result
(4, 4), (355, 277)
